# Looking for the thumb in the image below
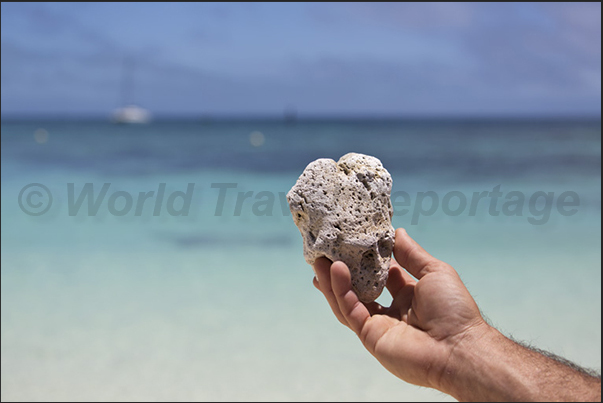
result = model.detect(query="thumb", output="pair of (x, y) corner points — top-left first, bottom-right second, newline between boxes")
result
(393, 228), (440, 280)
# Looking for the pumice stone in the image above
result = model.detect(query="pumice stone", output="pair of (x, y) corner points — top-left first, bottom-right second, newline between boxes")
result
(287, 153), (395, 303)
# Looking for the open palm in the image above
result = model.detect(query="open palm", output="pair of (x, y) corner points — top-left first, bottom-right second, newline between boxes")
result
(313, 228), (488, 391)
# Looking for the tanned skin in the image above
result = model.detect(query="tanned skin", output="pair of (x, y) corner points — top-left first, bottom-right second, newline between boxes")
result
(313, 228), (601, 402)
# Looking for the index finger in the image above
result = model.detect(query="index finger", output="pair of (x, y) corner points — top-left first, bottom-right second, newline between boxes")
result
(313, 257), (349, 327)
(330, 261), (371, 336)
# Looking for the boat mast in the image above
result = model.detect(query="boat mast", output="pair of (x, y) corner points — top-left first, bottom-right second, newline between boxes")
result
(120, 58), (134, 107)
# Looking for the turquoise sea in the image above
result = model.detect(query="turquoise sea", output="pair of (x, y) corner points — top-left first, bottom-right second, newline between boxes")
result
(1, 119), (601, 401)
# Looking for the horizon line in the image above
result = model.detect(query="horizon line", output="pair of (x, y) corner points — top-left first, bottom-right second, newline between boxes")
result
(1, 112), (601, 122)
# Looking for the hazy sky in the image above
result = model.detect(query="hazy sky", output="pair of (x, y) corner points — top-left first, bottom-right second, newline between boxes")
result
(1, 2), (601, 117)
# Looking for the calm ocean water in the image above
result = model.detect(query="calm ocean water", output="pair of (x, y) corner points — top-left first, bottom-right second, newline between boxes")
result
(1, 119), (601, 401)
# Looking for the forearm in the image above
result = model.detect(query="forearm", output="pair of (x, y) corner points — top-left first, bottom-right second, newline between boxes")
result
(440, 325), (601, 402)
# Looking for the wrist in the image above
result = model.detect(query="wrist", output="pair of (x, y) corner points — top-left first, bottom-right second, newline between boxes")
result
(438, 323), (601, 402)
(437, 323), (519, 401)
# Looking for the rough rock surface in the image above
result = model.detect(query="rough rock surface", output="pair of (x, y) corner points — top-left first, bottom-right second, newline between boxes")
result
(287, 153), (395, 303)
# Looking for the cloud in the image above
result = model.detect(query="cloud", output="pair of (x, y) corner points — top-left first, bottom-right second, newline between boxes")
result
(347, 2), (475, 29)
(0, 4), (219, 115)
(1, 2), (600, 116)
(310, 3), (601, 110)
(462, 3), (600, 99)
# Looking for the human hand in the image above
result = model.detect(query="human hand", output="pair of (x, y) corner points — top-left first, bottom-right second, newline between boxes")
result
(313, 228), (490, 392)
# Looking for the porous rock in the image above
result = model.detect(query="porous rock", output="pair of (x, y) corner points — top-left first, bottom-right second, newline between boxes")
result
(287, 153), (395, 303)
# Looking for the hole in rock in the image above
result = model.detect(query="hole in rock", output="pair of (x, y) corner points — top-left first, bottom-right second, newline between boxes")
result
(378, 238), (393, 258)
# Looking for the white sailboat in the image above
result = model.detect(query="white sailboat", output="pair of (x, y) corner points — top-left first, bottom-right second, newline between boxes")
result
(112, 104), (151, 124)
(111, 59), (151, 124)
